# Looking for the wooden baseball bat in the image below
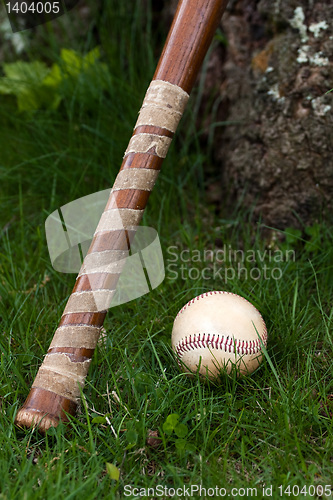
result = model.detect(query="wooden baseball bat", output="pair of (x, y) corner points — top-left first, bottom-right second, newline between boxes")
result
(15, 0), (228, 432)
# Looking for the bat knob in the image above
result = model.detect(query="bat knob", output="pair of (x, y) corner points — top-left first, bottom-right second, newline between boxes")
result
(15, 388), (77, 433)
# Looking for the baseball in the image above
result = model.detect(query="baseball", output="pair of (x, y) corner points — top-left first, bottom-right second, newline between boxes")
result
(171, 291), (267, 379)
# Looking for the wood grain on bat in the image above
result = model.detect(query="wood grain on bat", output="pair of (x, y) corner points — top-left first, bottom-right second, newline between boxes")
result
(15, 0), (228, 431)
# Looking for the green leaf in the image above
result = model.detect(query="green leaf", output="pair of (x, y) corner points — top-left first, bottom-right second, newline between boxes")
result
(0, 47), (109, 111)
(43, 63), (62, 87)
(163, 413), (179, 435)
(3, 60), (49, 88)
(174, 423), (188, 438)
(0, 60), (51, 111)
(304, 223), (321, 253)
(0, 78), (14, 94)
(0, 61), (46, 94)
(305, 223), (321, 238)
(175, 439), (195, 453)
(285, 228), (302, 246)
(165, 414), (179, 426)
(91, 415), (107, 424)
(106, 463), (120, 481)
(185, 442), (196, 452)
(59, 47), (102, 77)
(17, 90), (39, 112)
(60, 48), (83, 77)
(162, 421), (174, 435)
(163, 413), (181, 435)
(83, 46), (101, 67)
(126, 429), (138, 445)
(175, 438), (187, 451)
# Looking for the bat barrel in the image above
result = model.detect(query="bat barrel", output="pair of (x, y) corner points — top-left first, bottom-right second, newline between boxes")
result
(154, 0), (228, 93)
(15, 0), (228, 432)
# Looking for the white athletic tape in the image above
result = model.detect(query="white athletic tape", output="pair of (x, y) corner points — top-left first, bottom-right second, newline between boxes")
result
(124, 80), (189, 157)
(79, 249), (129, 276)
(124, 133), (172, 158)
(135, 80), (189, 132)
(95, 207), (144, 233)
(113, 168), (159, 192)
(33, 355), (91, 401)
(49, 325), (101, 350)
(63, 289), (116, 314)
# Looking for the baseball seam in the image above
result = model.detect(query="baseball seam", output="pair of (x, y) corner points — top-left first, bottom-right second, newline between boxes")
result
(175, 332), (267, 359)
(176, 291), (248, 318)
(175, 291), (267, 336)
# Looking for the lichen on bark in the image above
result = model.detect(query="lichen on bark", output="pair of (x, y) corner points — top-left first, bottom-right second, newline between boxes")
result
(212, 0), (333, 228)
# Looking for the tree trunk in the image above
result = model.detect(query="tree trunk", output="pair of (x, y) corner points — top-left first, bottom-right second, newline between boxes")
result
(214, 0), (333, 228)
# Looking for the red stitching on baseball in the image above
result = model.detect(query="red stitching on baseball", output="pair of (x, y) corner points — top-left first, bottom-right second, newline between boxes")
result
(176, 291), (257, 318)
(175, 332), (266, 359)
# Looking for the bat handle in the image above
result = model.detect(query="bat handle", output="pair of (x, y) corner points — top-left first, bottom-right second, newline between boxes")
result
(15, 0), (227, 432)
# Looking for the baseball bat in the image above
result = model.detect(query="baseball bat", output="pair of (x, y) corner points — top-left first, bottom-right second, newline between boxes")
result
(15, 0), (228, 432)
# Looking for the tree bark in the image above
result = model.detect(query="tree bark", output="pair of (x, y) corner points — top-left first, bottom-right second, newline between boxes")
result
(214, 0), (333, 228)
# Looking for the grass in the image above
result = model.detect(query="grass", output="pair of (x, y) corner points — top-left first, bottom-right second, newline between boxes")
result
(1, 1), (333, 499)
